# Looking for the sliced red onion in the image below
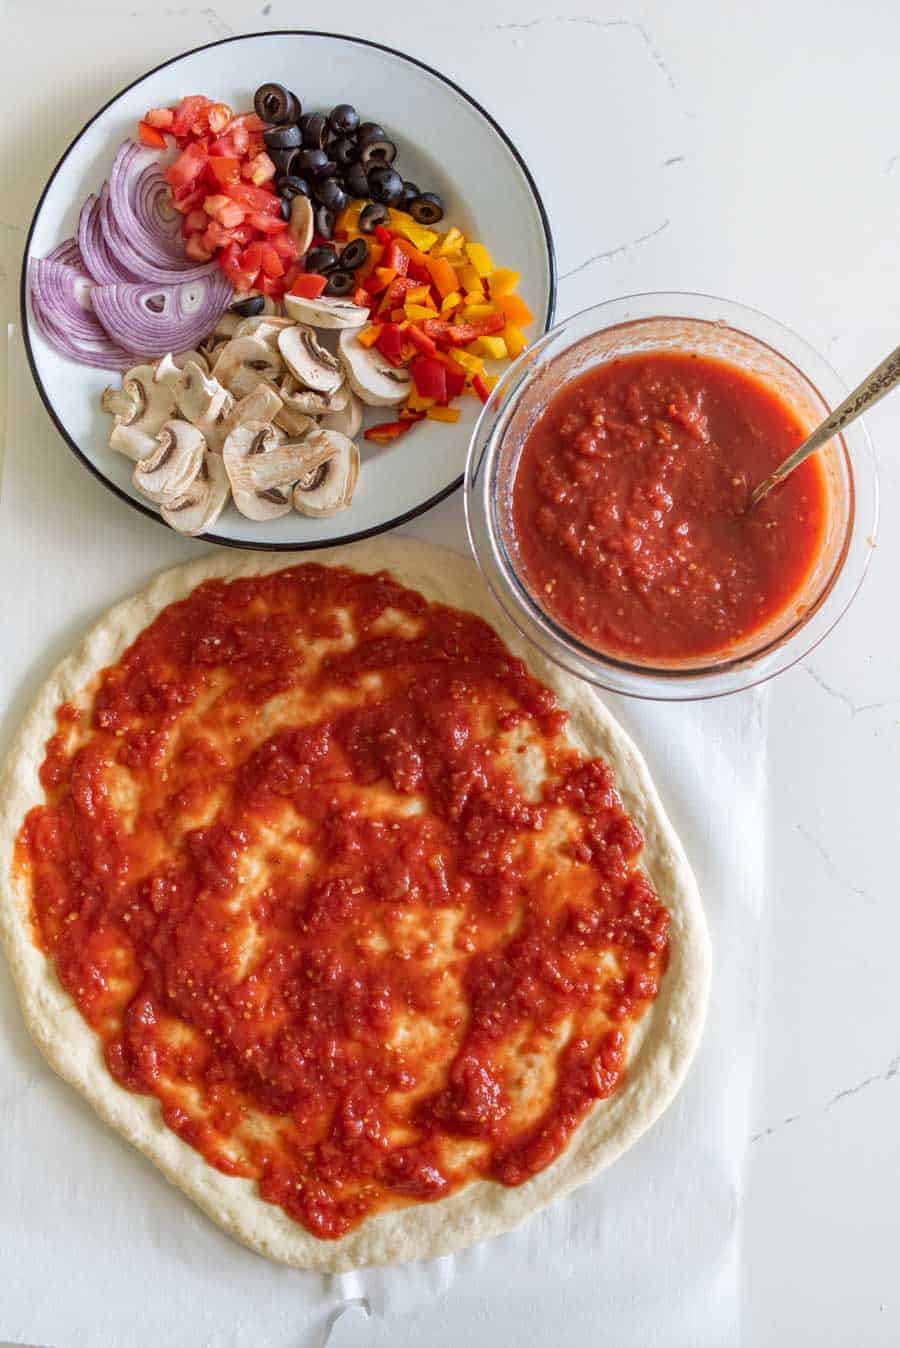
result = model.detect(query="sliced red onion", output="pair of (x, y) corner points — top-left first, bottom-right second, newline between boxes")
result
(105, 141), (218, 281)
(46, 237), (86, 270)
(29, 262), (137, 369)
(30, 259), (100, 342)
(90, 270), (232, 358)
(77, 191), (140, 284)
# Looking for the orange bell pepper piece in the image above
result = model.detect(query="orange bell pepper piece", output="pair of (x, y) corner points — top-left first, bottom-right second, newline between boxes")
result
(497, 293), (534, 326)
(425, 255), (459, 300)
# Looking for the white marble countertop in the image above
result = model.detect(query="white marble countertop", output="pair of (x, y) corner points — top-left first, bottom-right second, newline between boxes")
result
(2, 2), (898, 1344)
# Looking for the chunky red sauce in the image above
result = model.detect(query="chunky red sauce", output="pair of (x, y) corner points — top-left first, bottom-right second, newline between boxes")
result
(16, 565), (669, 1239)
(511, 352), (828, 661)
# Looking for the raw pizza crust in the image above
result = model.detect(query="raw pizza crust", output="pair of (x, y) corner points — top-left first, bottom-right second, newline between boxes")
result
(0, 538), (711, 1271)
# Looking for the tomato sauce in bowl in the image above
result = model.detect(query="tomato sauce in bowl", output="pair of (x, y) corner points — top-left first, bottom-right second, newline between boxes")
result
(509, 352), (828, 663)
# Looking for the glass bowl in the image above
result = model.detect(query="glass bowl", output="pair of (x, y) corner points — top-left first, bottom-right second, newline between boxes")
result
(465, 292), (878, 701)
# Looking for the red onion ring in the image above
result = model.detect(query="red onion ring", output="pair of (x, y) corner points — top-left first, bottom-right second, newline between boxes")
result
(28, 262), (137, 369)
(90, 270), (232, 358)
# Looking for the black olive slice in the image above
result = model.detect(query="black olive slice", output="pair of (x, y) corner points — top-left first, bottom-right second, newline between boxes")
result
(340, 238), (369, 270)
(324, 269), (355, 297)
(409, 192), (444, 225)
(230, 294), (266, 317)
(328, 104), (360, 136)
(305, 245), (340, 274)
(315, 178), (348, 212)
(263, 124), (302, 151)
(253, 83), (301, 125)
(299, 112), (329, 149)
(314, 205), (336, 239)
(359, 139), (396, 169)
(367, 165), (404, 206)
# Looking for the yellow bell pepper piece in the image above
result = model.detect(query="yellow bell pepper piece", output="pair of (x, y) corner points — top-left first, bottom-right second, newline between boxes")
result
(336, 201), (363, 234)
(503, 323), (528, 358)
(405, 303), (436, 322)
(405, 390), (436, 411)
(404, 284), (432, 305)
(426, 406), (461, 424)
(433, 226), (465, 257)
(394, 221), (439, 252)
(488, 268), (520, 297)
(449, 349), (484, 375)
(465, 241), (493, 277)
(464, 291), (486, 305)
(440, 290), (462, 313)
(388, 207), (416, 227)
(356, 326), (381, 348)
(457, 264), (484, 295)
(460, 303), (498, 322)
(470, 335), (507, 360)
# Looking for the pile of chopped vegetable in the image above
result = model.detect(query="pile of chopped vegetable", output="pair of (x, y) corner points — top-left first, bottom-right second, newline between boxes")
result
(327, 206), (534, 440)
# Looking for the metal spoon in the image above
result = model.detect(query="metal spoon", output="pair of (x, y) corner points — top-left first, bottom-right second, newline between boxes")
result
(750, 343), (900, 507)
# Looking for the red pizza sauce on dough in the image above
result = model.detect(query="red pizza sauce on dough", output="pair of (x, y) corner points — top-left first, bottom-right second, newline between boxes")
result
(510, 352), (828, 661)
(16, 564), (670, 1239)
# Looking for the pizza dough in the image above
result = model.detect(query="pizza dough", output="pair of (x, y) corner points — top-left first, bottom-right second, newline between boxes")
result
(0, 538), (710, 1270)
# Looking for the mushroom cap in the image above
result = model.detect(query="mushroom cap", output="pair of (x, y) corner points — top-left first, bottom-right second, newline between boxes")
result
(292, 430), (360, 517)
(321, 391), (364, 439)
(233, 315), (295, 348)
(338, 328), (413, 406)
(117, 363), (177, 434)
(283, 294), (370, 330)
(175, 359), (234, 451)
(277, 325), (344, 395)
(133, 420), (205, 504)
(222, 383), (283, 441)
(161, 452), (230, 536)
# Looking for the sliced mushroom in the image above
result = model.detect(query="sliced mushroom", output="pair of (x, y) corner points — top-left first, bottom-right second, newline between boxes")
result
(338, 328), (412, 406)
(154, 350), (210, 390)
(283, 293), (369, 330)
(321, 391), (363, 438)
(278, 325), (344, 394)
(175, 359), (234, 451)
(133, 420), (205, 504)
(288, 195), (314, 255)
(221, 383), (283, 440)
(161, 453), (230, 536)
(212, 336), (283, 396)
(274, 404), (319, 439)
(109, 423), (159, 461)
(101, 385), (139, 421)
(212, 311), (242, 341)
(223, 420), (316, 521)
(103, 363), (177, 436)
(292, 431), (359, 517)
(233, 315), (295, 348)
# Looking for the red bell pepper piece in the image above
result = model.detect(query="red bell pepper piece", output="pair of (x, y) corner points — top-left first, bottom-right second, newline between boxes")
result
(422, 313), (506, 346)
(288, 272), (328, 299)
(472, 374), (491, 404)
(411, 356), (447, 402)
(406, 324), (438, 358)
(375, 324), (404, 362)
(385, 241), (409, 276)
(444, 367), (467, 399)
(374, 224), (393, 247)
(364, 415), (423, 443)
(138, 121), (168, 149)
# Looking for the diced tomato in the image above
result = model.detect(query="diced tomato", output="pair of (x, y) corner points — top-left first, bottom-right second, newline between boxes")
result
(208, 133), (238, 157)
(184, 234), (213, 262)
(247, 210), (288, 234)
(183, 209), (209, 234)
(165, 141), (207, 192)
(225, 121), (250, 155)
(207, 155), (242, 186)
(288, 272), (328, 299)
(202, 220), (238, 252)
(138, 121), (168, 149)
(268, 232), (299, 262)
(260, 243), (285, 278)
(256, 274), (285, 297)
(171, 95), (212, 138)
(240, 241), (263, 275)
(230, 224), (254, 246)
(224, 180), (281, 214)
(422, 313), (506, 345)
(145, 107), (175, 129)
(407, 324), (438, 358)
(227, 112), (267, 134)
(444, 368), (466, 399)
(219, 241), (257, 292)
(172, 184), (207, 215)
(282, 262), (303, 290)
(375, 324), (405, 363)
(242, 151), (277, 186)
(411, 356), (447, 402)
(206, 102), (233, 134)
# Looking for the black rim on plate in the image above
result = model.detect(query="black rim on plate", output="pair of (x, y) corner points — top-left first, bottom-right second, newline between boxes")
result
(19, 29), (558, 552)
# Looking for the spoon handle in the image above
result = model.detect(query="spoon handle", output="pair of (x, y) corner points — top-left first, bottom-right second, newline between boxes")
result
(751, 342), (900, 505)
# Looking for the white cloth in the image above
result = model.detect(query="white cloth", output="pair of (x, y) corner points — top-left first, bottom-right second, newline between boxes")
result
(0, 334), (763, 1348)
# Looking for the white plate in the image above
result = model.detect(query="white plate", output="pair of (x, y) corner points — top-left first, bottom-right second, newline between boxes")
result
(21, 30), (556, 551)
